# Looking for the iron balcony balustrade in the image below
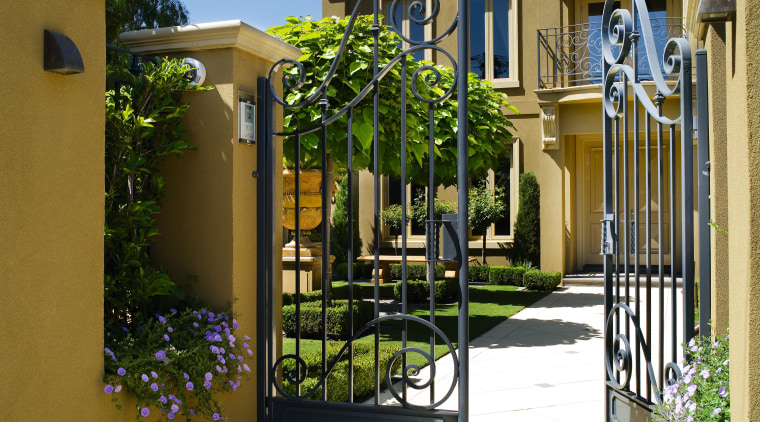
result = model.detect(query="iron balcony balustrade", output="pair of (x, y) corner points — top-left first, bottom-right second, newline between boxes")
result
(537, 17), (687, 90)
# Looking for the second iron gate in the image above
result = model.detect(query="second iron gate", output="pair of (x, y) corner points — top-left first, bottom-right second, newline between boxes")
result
(600, 0), (712, 420)
(257, 1), (472, 421)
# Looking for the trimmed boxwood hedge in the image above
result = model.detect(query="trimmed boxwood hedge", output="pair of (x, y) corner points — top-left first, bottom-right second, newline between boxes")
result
(523, 270), (562, 291)
(393, 278), (458, 303)
(282, 300), (373, 340)
(389, 263), (446, 281)
(283, 342), (401, 402)
(468, 265), (490, 284)
(333, 262), (375, 281)
(488, 266), (526, 286)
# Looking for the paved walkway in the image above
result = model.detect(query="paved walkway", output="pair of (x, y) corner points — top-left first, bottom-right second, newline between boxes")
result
(375, 286), (607, 421)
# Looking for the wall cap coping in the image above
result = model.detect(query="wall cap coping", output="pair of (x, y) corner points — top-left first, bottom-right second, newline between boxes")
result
(120, 20), (301, 64)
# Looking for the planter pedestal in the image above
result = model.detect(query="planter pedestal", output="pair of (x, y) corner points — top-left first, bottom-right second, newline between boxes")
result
(282, 245), (335, 293)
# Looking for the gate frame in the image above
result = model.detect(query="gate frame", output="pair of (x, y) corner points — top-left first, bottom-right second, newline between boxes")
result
(256, 0), (471, 420)
(600, 0), (711, 419)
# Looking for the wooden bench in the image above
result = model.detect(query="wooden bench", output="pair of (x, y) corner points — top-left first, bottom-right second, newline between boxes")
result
(356, 255), (477, 284)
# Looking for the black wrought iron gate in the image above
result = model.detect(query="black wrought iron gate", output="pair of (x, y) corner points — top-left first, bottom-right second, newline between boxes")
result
(601, 0), (711, 420)
(256, 1), (470, 421)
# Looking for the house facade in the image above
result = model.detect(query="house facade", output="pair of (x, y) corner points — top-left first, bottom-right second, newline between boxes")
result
(323, 0), (688, 275)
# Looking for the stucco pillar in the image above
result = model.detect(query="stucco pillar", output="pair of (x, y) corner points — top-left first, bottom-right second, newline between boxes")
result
(540, 141), (565, 273)
(121, 21), (299, 420)
(724, 0), (760, 418)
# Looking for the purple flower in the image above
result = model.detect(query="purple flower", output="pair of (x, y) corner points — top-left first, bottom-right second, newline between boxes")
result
(217, 355), (226, 364)
(713, 408), (722, 416)
(151, 382), (159, 392)
(215, 325), (222, 332)
(238, 355), (243, 362)
(204, 380), (212, 389)
(160, 395), (168, 404)
(167, 327), (173, 333)
(214, 334), (223, 342)
(216, 365), (223, 373)
(244, 335), (250, 340)
(141, 374), (149, 382)
(213, 413), (220, 421)
(230, 380), (237, 391)
(155, 350), (166, 360)
(183, 372), (190, 380)
(247, 349), (253, 356)
(193, 322), (199, 328)
(205, 372), (213, 381)
(233, 319), (240, 329)
(104, 347), (112, 355)
(151, 371), (158, 379)
(189, 409), (195, 416)
(170, 308), (177, 313)
(718, 386), (728, 397)
(164, 334), (170, 341)
(168, 412), (175, 420)
(140, 408), (150, 417)
(228, 335), (235, 342)
(122, 326), (129, 332)
(243, 364), (251, 372)
(158, 315), (167, 323)
(210, 345), (219, 354)
(700, 369), (711, 379)
(723, 359), (730, 366)
(114, 385), (122, 393)
(104, 385), (114, 394)
(229, 353), (236, 360)
(186, 381), (194, 391)
(171, 404), (179, 413)
(117, 367), (126, 376)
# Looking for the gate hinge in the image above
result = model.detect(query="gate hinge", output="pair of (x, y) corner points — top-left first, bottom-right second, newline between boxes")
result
(600, 214), (616, 256)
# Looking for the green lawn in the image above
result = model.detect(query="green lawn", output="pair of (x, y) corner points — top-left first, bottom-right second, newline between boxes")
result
(282, 285), (549, 368)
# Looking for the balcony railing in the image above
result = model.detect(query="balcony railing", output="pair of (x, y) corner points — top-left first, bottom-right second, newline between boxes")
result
(537, 18), (687, 90)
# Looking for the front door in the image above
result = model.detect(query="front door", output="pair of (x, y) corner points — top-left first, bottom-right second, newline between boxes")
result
(578, 136), (672, 269)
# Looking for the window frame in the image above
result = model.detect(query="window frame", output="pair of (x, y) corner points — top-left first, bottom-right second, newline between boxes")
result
(382, 0), (434, 62)
(471, 0), (520, 89)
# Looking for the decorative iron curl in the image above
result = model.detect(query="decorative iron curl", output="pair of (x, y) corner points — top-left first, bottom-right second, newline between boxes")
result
(603, 72), (627, 118)
(604, 302), (667, 406)
(664, 362), (683, 388)
(388, 0), (455, 47)
(270, 354), (309, 398)
(601, 4), (632, 66)
(270, 313), (459, 408)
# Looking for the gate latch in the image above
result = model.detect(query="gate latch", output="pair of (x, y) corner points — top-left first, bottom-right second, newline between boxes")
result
(600, 214), (616, 256)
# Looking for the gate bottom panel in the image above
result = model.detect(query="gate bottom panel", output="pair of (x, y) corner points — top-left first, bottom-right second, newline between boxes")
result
(270, 397), (459, 422)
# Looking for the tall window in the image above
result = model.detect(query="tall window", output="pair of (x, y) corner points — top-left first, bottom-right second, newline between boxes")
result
(470, 0), (519, 88)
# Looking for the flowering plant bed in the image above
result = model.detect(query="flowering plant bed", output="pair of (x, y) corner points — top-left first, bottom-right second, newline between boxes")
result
(104, 308), (251, 421)
(654, 332), (730, 421)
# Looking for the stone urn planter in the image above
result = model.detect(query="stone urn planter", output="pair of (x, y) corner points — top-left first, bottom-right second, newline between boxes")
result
(282, 168), (324, 246)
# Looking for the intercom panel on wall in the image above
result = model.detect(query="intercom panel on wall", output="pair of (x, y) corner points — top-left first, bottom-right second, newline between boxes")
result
(238, 96), (256, 144)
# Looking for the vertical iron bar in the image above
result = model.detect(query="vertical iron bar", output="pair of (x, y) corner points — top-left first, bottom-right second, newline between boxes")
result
(622, 75), (631, 379)
(696, 49), (711, 338)
(347, 108), (355, 403)
(645, 111), (652, 402)
(371, 1), (381, 405)
(603, 63), (615, 422)
(294, 134), (302, 397)
(615, 117), (621, 356)
(256, 76), (269, 422)
(669, 124), (677, 364)
(680, 54), (695, 349)
(400, 55), (409, 403)
(537, 30), (542, 88)
(320, 92), (329, 402)
(427, 102), (436, 405)
(458, 0), (470, 417)
(656, 97), (664, 385)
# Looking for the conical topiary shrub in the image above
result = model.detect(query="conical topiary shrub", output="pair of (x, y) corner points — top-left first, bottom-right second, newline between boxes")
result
(511, 171), (540, 268)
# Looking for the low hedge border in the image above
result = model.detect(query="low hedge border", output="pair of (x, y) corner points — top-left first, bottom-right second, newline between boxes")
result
(333, 262), (374, 281)
(522, 269), (562, 291)
(389, 263), (446, 281)
(488, 266), (526, 286)
(283, 342), (401, 402)
(468, 265), (490, 284)
(282, 300), (373, 340)
(393, 278), (458, 303)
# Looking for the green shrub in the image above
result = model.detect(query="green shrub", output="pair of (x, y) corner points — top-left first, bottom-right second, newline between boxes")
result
(330, 282), (364, 301)
(468, 265), (491, 284)
(330, 174), (363, 267)
(355, 283), (396, 300)
(488, 266), (526, 286)
(393, 278), (458, 303)
(389, 263), (446, 280)
(282, 300), (373, 340)
(510, 172), (541, 267)
(355, 262), (374, 279)
(523, 270), (562, 291)
(282, 290), (324, 306)
(283, 342), (401, 402)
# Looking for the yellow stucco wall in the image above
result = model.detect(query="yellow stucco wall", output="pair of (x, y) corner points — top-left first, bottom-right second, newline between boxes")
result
(0, 1), (105, 421)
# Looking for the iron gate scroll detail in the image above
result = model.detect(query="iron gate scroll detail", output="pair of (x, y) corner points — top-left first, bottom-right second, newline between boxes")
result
(257, 1), (470, 421)
(601, 0), (709, 420)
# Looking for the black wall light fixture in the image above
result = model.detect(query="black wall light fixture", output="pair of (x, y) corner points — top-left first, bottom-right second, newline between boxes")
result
(44, 29), (84, 74)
